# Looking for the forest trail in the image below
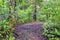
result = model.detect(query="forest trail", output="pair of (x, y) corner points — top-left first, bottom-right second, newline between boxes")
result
(13, 22), (48, 40)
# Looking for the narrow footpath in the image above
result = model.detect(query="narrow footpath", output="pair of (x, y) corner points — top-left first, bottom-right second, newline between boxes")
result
(13, 22), (48, 40)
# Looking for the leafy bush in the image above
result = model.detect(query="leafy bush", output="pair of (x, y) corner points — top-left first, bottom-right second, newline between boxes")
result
(0, 14), (14, 40)
(43, 21), (60, 40)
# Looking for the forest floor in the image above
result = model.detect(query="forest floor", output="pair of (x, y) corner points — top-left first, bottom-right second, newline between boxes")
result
(13, 22), (48, 40)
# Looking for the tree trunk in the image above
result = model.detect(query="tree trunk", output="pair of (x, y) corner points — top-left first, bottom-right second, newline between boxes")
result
(8, 0), (13, 32)
(33, 0), (37, 21)
(13, 0), (17, 23)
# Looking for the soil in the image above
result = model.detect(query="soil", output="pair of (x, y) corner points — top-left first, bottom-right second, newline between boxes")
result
(13, 22), (48, 40)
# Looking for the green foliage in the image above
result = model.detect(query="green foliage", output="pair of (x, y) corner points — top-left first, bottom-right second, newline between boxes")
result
(17, 5), (33, 23)
(42, 0), (60, 40)
(43, 21), (60, 40)
(0, 14), (14, 40)
(0, 0), (14, 40)
(0, 0), (60, 40)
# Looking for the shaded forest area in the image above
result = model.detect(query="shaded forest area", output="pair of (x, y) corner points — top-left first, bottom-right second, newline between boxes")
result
(0, 0), (60, 40)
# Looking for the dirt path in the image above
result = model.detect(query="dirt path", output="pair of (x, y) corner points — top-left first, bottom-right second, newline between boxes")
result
(13, 22), (48, 40)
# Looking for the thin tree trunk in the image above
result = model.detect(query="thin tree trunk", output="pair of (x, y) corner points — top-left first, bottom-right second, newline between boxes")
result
(2, 0), (4, 14)
(13, 0), (17, 23)
(8, 0), (13, 32)
(33, 0), (37, 21)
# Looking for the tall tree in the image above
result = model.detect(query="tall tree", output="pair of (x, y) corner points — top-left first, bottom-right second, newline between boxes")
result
(13, 0), (17, 23)
(33, 0), (37, 21)
(2, 0), (4, 14)
(8, 0), (13, 32)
